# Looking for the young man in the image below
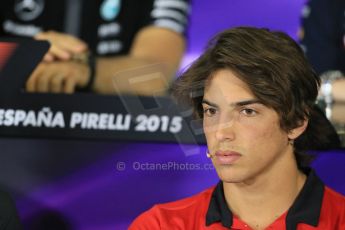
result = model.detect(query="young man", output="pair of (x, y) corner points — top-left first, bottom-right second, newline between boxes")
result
(129, 27), (345, 229)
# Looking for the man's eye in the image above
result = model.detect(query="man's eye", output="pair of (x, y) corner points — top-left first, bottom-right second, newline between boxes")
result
(240, 108), (257, 116)
(203, 108), (217, 117)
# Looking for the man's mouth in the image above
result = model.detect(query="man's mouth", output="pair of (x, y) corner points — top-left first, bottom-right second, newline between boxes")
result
(214, 151), (242, 165)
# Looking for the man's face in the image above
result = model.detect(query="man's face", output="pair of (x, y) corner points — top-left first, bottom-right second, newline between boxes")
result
(202, 69), (294, 184)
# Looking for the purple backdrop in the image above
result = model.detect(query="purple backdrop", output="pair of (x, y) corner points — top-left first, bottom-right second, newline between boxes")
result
(181, 0), (306, 68)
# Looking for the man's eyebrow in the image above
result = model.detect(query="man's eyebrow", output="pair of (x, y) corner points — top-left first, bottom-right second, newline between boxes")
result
(202, 99), (218, 108)
(202, 99), (262, 108)
(233, 99), (262, 107)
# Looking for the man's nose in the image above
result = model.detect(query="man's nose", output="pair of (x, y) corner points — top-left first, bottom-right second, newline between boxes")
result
(215, 114), (236, 142)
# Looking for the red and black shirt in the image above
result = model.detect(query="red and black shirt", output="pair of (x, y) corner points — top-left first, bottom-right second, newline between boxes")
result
(129, 169), (345, 229)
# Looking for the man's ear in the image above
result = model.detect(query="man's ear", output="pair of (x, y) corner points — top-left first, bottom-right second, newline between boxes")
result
(288, 119), (308, 140)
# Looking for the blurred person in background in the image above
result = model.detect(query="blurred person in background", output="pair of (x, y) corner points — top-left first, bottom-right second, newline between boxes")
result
(129, 27), (345, 229)
(0, 190), (22, 230)
(0, 0), (190, 95)
(299, 0), (345, 103)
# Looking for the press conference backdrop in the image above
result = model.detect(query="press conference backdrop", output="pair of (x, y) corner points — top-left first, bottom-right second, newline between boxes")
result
(1, 1), (345, 230)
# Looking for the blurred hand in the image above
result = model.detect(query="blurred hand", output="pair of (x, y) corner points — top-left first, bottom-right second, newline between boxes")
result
(331, 103), (345, 123)
(26, 61), (90, 94)
(35, 30), (88, 62)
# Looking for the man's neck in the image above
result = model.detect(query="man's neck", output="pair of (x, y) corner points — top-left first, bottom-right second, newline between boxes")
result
(223, 152), (307, 230)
